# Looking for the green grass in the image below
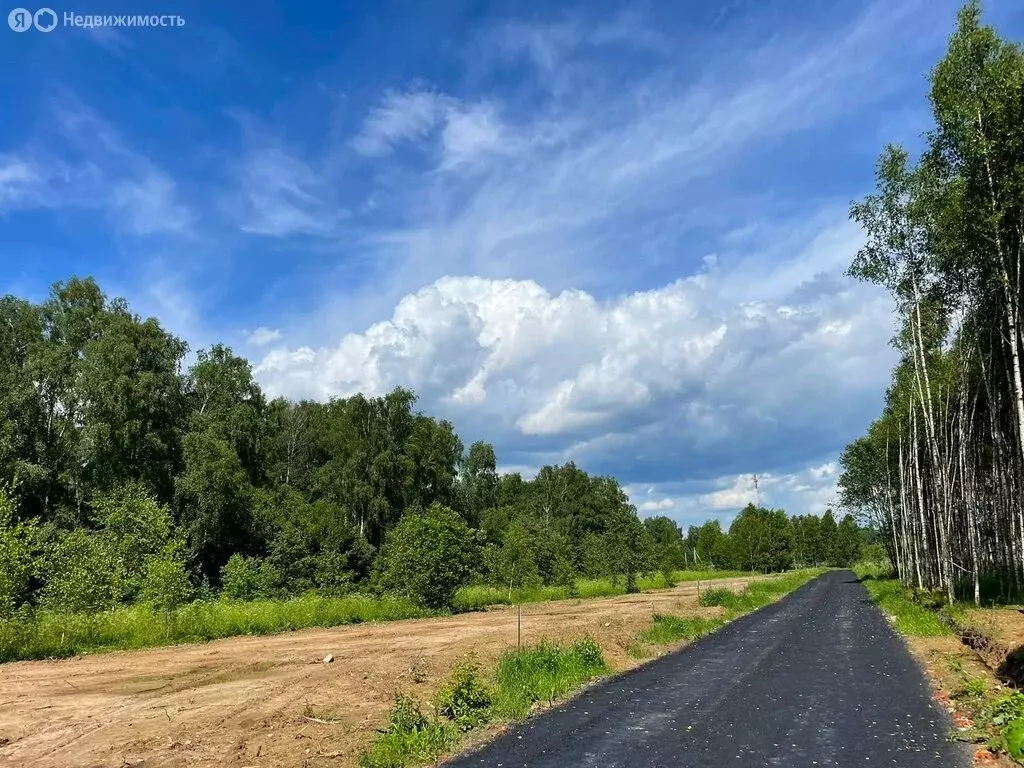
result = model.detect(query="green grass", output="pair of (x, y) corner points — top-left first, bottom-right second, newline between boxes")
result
(630, 614), (727, 657)
(852, 569), (950, 637)
(491, 637), (608, 719)
(0, 594), (432, 663)
(452, 570), (750, 612)
(359, 639), (608, 767)
(0, 569), (753, 664)
(631, 569), (823, 657)
(359, 694), (458, 768)
(697, 569), (825, 616)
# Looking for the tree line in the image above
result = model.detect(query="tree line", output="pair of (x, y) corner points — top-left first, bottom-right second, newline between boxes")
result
(839, 2), (1024, 604)
(685, 506), (863, 574)
(0, 277), (860, 615)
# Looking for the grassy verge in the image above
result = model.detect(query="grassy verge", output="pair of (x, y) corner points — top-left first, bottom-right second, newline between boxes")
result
(853, 564), (1024, 763)
(853, 574), (949, 637)
(452, 570), (750, 612)
(697, 568), (825, 616)
(0, 594), (432, 663)
(629, 568), (824, 658)
(359, 639), (607, 767)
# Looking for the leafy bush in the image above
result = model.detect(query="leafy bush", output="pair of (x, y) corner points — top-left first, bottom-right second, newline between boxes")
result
(139, 551), (193, 612)
(984, 692), (1024, 759)
(220, 554), (282, 601)
(313, 551), (356, 596)
(93, 482), (176, 598)
(0, 486), (35, 617)
(375, 504), (482, 610)
(39, 529), (126, 612)
(434, 662), (492, 730)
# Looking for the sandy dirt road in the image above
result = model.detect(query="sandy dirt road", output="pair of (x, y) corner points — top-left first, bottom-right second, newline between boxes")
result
(0, 577), (755, 768)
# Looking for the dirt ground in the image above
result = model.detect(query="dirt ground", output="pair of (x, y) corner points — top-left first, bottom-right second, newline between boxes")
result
(960, 607), (1024, 654)
(0, 577), (754, 768)
(903, 634), (1017, 767)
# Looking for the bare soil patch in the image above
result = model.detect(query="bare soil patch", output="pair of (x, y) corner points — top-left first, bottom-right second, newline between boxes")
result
(0, 577), (753, 768)
(904, 635), (1018, 767)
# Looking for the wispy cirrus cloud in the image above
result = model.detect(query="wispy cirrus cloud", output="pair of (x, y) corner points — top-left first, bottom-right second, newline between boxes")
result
(0, 98), (193, 237)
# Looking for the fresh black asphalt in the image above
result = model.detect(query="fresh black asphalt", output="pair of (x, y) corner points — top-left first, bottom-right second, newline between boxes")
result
(444, 570), (968, 767)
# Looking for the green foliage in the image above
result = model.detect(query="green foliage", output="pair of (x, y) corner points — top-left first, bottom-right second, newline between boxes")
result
(0, 593), (430, 662)
(604, 508), (654, 592)
(139, 551), (193, 613)
(727, 504), (794, 572)
(485, 519), (543, 595)
(375, 504), (482, 610)
(358, 694), (457, 768)
(175, 427), (256, 582)
(434, 662), (493, 730)
(0, 485), (35, 617)
(698, 571), (824, 614)
(491, 638), (607, 719)
(93, 482), (181, 599)
(636, 614), (726, 646)
(856, 574), (950, 636)
(39, 528), (126, 613)
(698, 588), (736, 608)
(220, 554), (282, 601)
(980, 692), (1024, 759)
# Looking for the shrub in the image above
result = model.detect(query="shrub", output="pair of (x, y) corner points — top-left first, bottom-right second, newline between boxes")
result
(139, 551), (193, 613)
(39, 528), (126, 612)
(435, 662), (492, 730)
(93, 482), (175, 598)
(220, 554), (282, 601)
(375, 505), (482, 610)
(313, 551), (356, 596)
(0, 486), (35, 617)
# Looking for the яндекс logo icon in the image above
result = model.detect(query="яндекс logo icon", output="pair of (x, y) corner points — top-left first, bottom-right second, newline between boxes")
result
(8, 7), (58, 31)
(7, 7), (32, 30)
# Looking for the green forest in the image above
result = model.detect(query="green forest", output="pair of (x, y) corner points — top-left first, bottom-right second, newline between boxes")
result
(839, 2), (1024, 604)
(0, 276), (862, 634)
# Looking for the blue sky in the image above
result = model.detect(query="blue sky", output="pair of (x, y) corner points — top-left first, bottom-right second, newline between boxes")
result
(3, 0), (1022, 527)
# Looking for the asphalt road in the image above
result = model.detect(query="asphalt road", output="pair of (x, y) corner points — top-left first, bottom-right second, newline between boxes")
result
(445, 570), (968, 768)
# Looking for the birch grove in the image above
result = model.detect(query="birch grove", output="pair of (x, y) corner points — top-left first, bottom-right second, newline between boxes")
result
(839, 1), (1024, 604)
